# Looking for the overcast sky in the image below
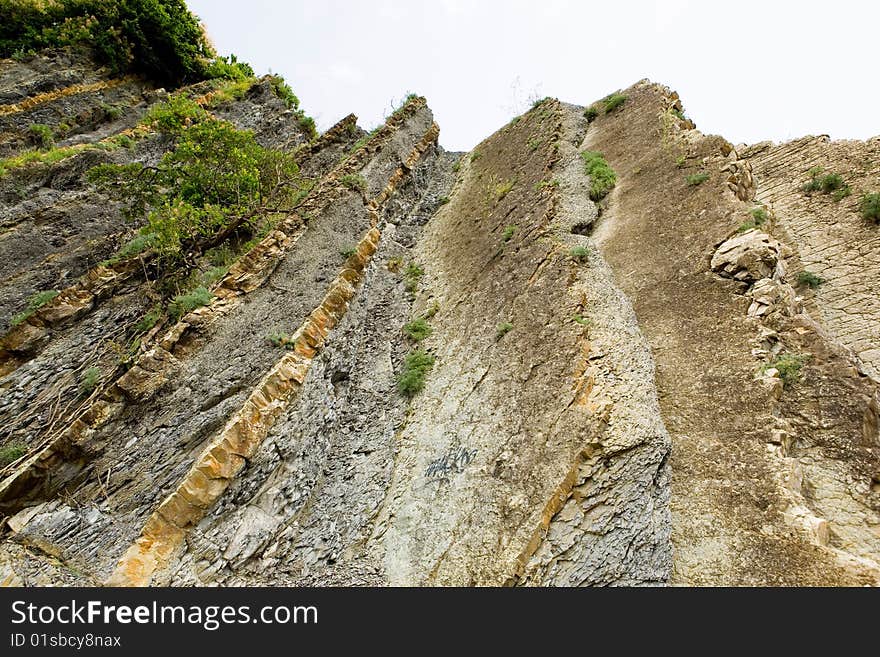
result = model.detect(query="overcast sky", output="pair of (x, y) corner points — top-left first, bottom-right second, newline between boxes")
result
(187, 0), (879, 152)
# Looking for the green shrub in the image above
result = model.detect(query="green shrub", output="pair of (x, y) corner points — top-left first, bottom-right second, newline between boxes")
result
(88, 117), (303, 267)
(135, 305), (163, 333)
(205, 54), (254, 81)
(762, 353), (808, 389)
(27, 124), (54, 150)
(404, 262), (424, 293)
(751, 207), (769, 223)
(860, 193), (880, 223)
(832, 186), (851, 202)
(603, 93), (628, 114)
(79, 366), (102, 396)
(803, 168), (848, 197)
(675, 155), (687, 168)
(502, 225), (516, 242)
(0, 442), (27, 467)
(403, 318), (432, 341)
(496, 322), (513, 339)
(0, 0), (214, 86)
(104, 232), (157, 265)
(10, 289), (59, 326)
(266, 331), (293, 349)
(580, 150), (617, 201)
(143, 95), (208, 133)
(101, 103), (123, 121)
(340, 246), (358, 259)
(797, 271), (824, 289)
(396, 349), (435, 397)
(168, 286), (212, 321)
(470, 151), (481, 163)
(528, 138), (542, 152)
(437, 196), (450, 205)
(573, 314), (591, 326)
(686, 172), (709, 186)
(819, 173), (844, 193)
(583, 106), (599, 122)
(340, 174), (367, 193)
(200, 265), (228, 286)
(570, 246), (589, 261)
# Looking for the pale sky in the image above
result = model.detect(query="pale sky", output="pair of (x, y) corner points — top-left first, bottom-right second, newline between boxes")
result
(187, 0), (880, 152)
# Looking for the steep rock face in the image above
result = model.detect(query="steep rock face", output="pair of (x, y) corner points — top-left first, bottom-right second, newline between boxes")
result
(0, 51), (878, 587)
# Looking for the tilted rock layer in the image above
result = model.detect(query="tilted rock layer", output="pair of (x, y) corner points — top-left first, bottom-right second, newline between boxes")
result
(0, 51), (878, 586)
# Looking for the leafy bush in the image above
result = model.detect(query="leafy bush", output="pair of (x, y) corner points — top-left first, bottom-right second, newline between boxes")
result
(496, 322), (513, 339)
(88, 117), (302, 267)
(205, 54), (254, 81)
(687, 172), (709, 186)
(583, 106), (599, 122)
(860, 193), (880, 223)
(340, 247), (357, 259)
(832, 186), (851, 202)
(580, 150), (617, 201)
(751, 207), (769, 223)
(570, 246), (589, 261)
(27, 124), (54, 150)
(603, 93), (627, 114)
(79, 366), (102, 396)
(396, 349), (435, 397)
(143, 95), (208, 133)
(502, 225), (516, 242)
(168, 286), (212, 321)
(403, 318), (432, 341)
(10, 289), (59, 326)
(0, 0), (214, 86)
(0, 442), (27, 468)
(762, 353), (807, 389)
(797, 271), (824, 289)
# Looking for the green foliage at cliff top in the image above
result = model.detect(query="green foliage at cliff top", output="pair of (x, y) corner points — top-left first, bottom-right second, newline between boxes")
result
(0, 0), (214, 86)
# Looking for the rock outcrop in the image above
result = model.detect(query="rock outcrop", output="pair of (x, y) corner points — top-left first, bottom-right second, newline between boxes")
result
(1, 51), (878, 587)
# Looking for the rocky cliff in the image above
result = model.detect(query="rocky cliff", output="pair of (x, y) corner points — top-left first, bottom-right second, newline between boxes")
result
(0, 49), (878, 586)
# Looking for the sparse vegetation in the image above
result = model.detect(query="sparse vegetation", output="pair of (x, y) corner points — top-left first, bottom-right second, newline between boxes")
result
(437, 196), (450, 205)
(860, 193), (880, 223)
(0, 442), (27, 468)
(535, 179), (559, 192)
(167, 287), (212, 321)
(603, 93), (628, 114)
(580, 150), (617, 201)
(803, 168), (849, 198)
(528, 138), (542, 152)
(403, 318), (432, 341)
(470, 151), (481, 163)
(570, 246), (589, 262)
(404, 262), (424, 293)
(573, 314), (591, 326)
(502, 225), (516, 242)
(340, 246), (358, 259)
(583, 106), (599, 122)
(686, 172), (709, 186)
(762, 353), (808, 389)
(266, 331), (293, 349)
(797, 271), (824, 289)
(340, 174), (367, 193)
(79, 366), (101, 397)
(396, 349), (435, 397)
(135, 305), (163, 333)
(738, 207), (769, 233)
(27, 124), (54, 150)
(494, 179), (515, 201)
(675, 155), (687, 168)
(10, 289), (59, 326)
(424, 301), (440, 319)
(496, 322), (513, 339)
